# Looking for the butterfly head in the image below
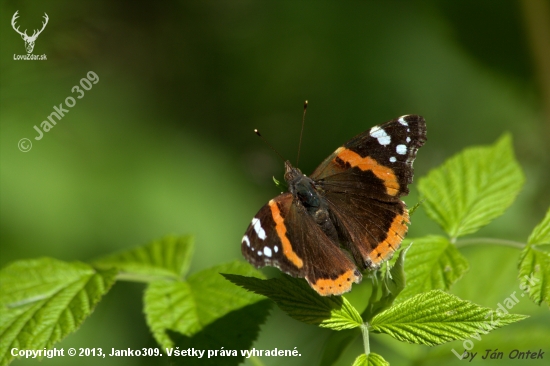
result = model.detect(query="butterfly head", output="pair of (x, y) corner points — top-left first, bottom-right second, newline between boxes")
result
(283, 160), (323, 211)
(283, 161), (303, 182)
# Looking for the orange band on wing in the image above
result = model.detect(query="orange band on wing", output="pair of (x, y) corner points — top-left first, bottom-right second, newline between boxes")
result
(368, 210), (410, 265)
(309, 269), (361, 296)
(268, 200), (304, 269)
(335, 147), (399, 196)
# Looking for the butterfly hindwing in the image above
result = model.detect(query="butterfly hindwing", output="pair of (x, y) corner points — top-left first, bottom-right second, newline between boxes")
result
(324, 193), (410, 270)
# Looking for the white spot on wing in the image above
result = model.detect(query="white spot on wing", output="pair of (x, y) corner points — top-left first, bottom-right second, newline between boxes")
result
(398, 116), (409, 126)
(257, 250), (262, 256)
(396, 144), (407, 155)
(369, 126), (391, 146)
(264, 247), (272, 257)
(274, 245), (279, 253)
(252, 217), (266, 240)
(390, 156), (397, 163)
(406, 137), (411, 143)
(242, 235), (250, 247)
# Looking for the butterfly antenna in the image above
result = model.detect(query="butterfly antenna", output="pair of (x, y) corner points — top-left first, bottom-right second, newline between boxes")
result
(254, 129), (286, 162)
(296, 100), (308, 166)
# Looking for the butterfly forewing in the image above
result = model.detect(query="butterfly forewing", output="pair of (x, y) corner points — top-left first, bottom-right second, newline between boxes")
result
(311, 115), (426, 196)
(241, 193), (362, 296)
(241, 193), (303, 277)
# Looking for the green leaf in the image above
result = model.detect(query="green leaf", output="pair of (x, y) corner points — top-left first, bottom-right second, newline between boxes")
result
(144, 261), (265, 349)
(408, 200), (423, 217)
(362, 244), (410, 321)
(224, 273), (363, 330)
(272, 175), (288, 190)
(166, 300), (271, 366)
(352, 353), (389, 366)
(144, 281), (197, 348)
(528, 208), (550, 245)
(188, 261), (265, 325)
(0, 258), (116, 365)
(519, 209), (550, 307)
(319, 328), (361, 366)
(394, 236), (469, 302)
(418, 134), (524, 238)
(518, 247), (550, 307)
(370, 290), (527, 346)
(384, 242), (409, 297)
(93, 235), (194, 281)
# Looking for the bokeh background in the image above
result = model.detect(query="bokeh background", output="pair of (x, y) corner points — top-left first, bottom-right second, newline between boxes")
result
(1, 1), (549, 365)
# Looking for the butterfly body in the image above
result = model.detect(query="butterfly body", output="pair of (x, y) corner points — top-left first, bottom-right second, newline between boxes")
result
(285, 162), (338, 240)
(242, 115), (427, 296)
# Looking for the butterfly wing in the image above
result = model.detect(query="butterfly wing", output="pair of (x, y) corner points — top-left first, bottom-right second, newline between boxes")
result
(310, 115), (427, 269)
(241, 192), (362, 296)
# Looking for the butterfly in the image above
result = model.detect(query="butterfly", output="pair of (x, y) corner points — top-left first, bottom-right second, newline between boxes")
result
(242, 115), (426, 296)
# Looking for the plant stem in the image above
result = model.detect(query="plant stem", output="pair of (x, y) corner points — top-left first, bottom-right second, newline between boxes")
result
(115, 272), (178, 283)
(454, 237), (525, 249)
(361, 324), (370, 355)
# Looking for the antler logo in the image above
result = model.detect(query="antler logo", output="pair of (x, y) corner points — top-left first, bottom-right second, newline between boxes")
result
(11, 10), (49, 54)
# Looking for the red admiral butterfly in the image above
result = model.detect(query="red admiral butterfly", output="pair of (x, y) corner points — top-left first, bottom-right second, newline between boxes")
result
(242, 114), (427, 296)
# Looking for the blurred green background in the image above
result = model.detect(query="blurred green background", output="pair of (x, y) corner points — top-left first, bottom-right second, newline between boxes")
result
(1, 1), (549, 365)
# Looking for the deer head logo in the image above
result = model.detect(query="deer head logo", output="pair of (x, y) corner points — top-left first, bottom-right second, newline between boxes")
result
(11, 11), (49, 54)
